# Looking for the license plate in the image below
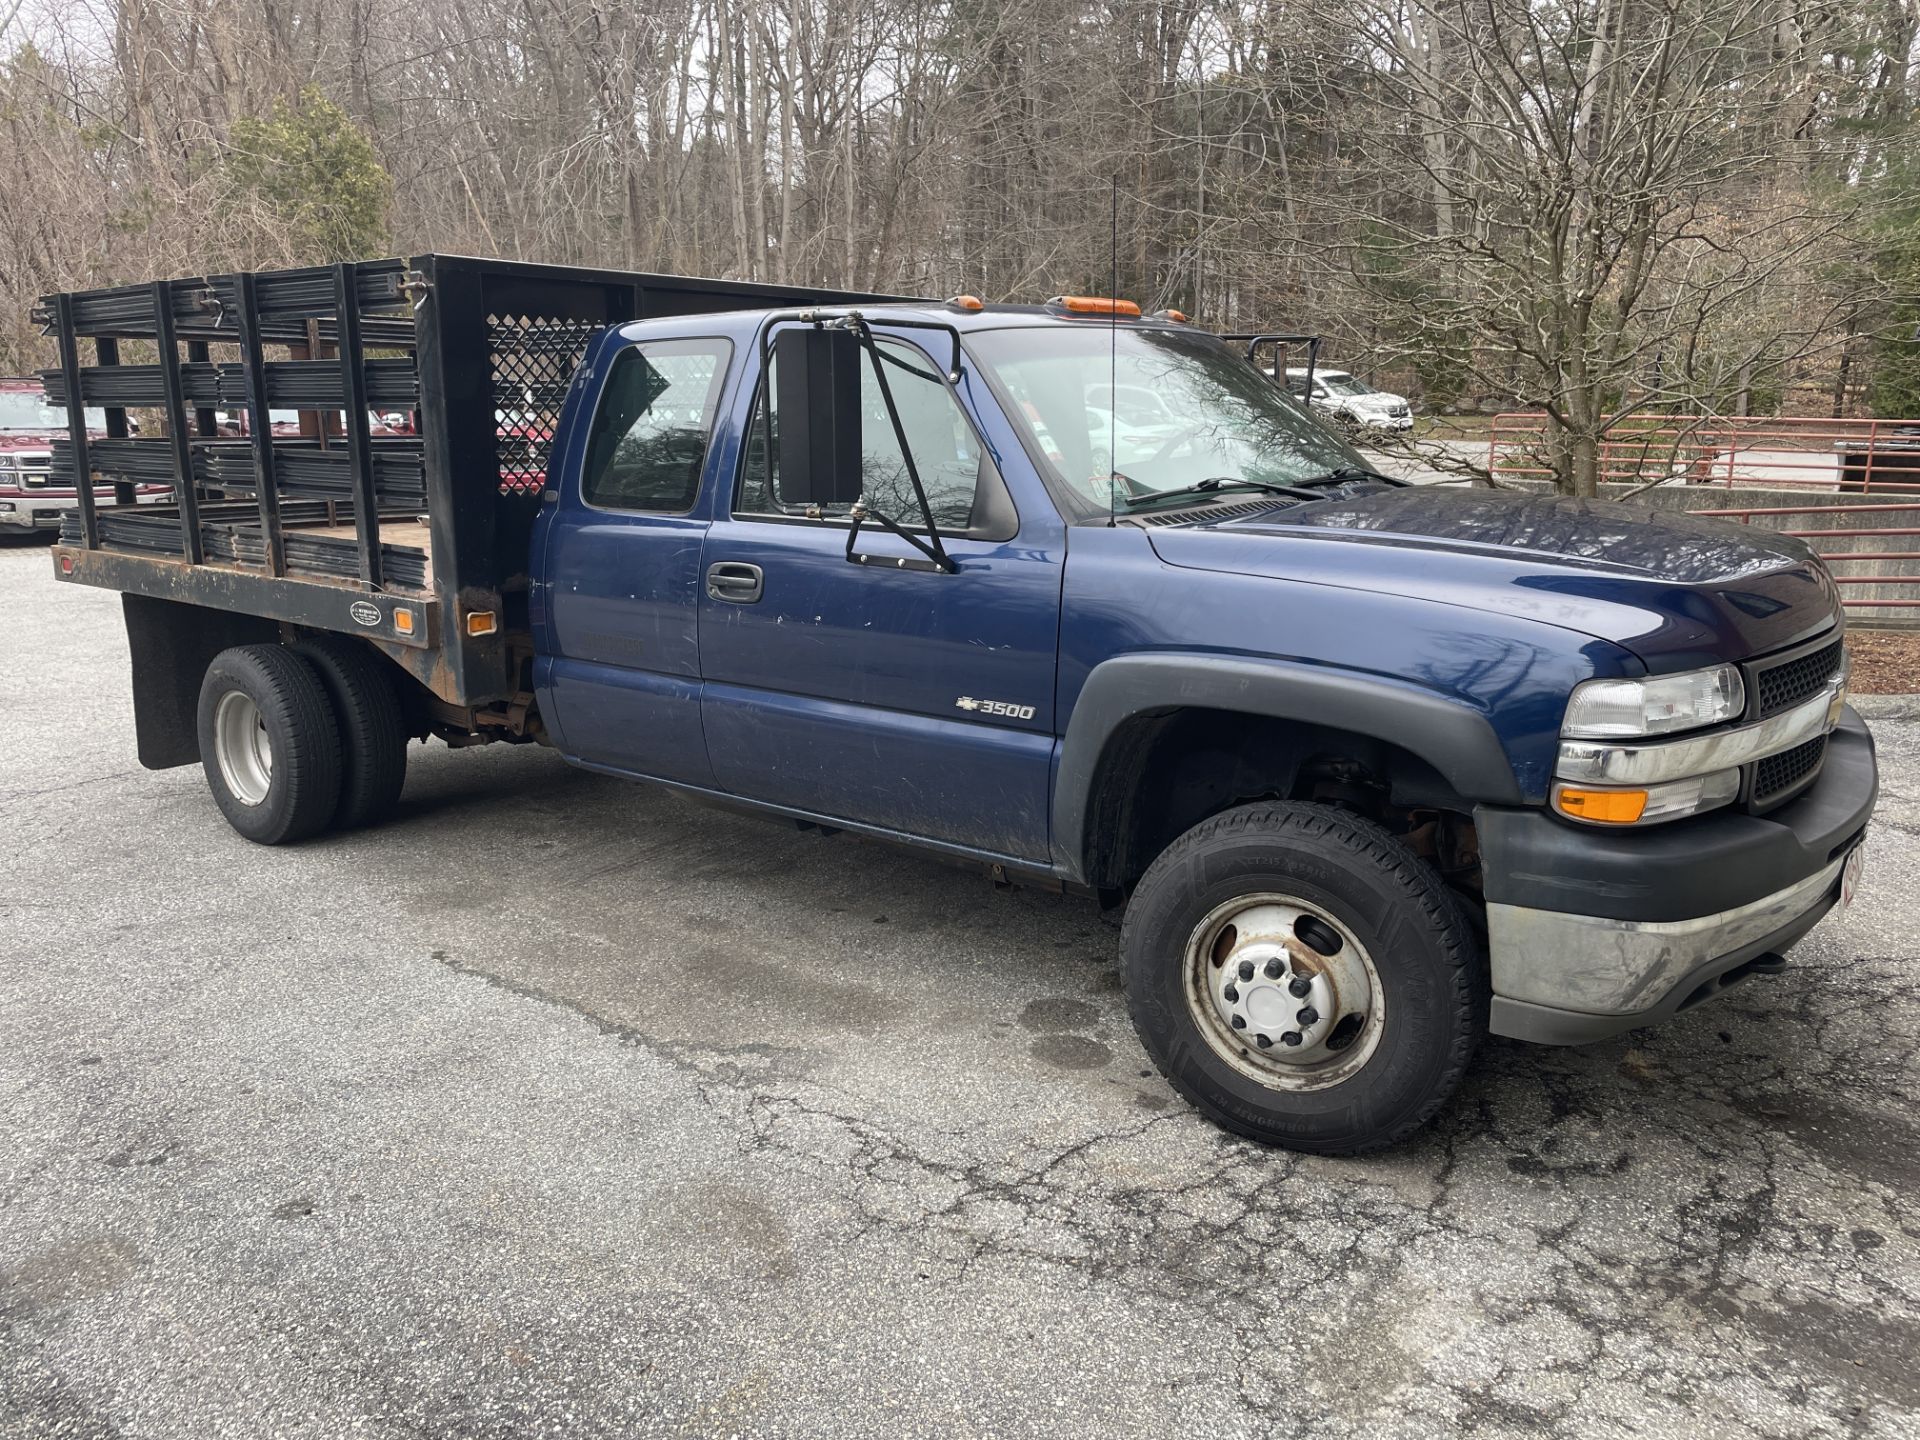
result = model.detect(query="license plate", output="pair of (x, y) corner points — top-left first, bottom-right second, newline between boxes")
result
(1840, 844), (1866, 913)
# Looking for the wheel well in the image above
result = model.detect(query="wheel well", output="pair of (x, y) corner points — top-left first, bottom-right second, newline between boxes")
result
(1081, 708), (1481, 895)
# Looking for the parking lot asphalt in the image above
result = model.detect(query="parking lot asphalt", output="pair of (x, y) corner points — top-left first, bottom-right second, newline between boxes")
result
(1, 534), (1916, 1440)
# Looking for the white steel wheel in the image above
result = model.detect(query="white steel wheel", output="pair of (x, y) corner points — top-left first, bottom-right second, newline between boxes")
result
(195, 644), (343, 845)
(212, 689), (274, 805)
(1121, 801), (1484, 1154)
(1182, 894), (1386, 1093)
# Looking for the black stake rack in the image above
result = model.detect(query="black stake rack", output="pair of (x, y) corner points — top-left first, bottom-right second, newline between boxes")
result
(39, 254), (892, 708)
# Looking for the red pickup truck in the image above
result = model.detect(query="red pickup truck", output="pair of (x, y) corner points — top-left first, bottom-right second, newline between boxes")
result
(0, 377), (166, 533)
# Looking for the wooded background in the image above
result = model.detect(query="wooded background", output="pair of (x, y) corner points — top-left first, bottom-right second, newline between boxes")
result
(4, 0), (1920, 489)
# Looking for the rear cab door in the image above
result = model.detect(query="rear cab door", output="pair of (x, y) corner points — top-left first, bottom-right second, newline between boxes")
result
(534, 325), (739, 783)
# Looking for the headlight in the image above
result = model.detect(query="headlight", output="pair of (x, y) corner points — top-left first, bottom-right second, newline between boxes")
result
(1561, 664), (1745, 739)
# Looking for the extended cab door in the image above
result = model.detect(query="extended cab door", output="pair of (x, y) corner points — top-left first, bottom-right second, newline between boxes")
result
(539, 336), (733, 784)
(697, 331), (1062, 861)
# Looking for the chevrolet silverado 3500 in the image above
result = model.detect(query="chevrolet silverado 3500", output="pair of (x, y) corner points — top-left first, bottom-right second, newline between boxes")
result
(38, 256), (1876, 1152)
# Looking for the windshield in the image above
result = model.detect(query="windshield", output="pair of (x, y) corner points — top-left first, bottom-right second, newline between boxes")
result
(1318, 374), (1371, 398)
(0, 393), (101, 432)
(973, 327), (1364, 514)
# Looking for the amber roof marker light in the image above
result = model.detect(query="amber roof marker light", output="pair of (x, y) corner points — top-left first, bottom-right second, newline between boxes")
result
(1048, 295), (1142, 318)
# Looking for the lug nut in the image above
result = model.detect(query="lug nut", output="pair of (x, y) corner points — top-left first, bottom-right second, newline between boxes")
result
(1280, 1031), (1303, 1047)
(1224, 984), (1239, 1003)
(1263, 958), (1283, 979)
(1256, 1034), (1272, 1049)
(1237, 960), (1255, 982)
(1297, 1007), (1320, 1027)
(1231, 1015), (1246, 1030)
(1288, 976), (1312, 998)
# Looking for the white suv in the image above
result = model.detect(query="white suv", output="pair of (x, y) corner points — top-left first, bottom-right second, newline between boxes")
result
(1282, 368), (1414, 432)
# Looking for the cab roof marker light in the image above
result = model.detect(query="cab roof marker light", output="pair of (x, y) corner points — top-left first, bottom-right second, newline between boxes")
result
(947, 295), (985, 312)
(1048, 295), (1142, 318)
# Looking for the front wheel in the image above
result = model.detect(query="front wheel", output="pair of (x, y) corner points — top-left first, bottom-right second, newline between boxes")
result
(1121, 802), (1483, 1154)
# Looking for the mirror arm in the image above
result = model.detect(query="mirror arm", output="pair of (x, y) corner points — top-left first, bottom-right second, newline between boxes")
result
(754, 307), (966, 574)
(844, 317), (958, 574)
(842, 501), (952, 574)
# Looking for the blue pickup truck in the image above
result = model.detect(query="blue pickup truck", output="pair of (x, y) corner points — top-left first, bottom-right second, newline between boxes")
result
(42, 256), (1876, 1153)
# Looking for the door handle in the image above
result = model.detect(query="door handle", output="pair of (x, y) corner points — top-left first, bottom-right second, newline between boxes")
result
(706, 561), (764, 603)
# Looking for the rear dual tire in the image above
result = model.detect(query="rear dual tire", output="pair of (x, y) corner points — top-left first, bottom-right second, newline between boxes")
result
(294, 636), (408, 829)
(196, 640), (406, 844)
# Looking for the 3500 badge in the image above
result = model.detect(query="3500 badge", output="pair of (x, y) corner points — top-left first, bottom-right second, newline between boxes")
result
(955, 696), (1036, 720)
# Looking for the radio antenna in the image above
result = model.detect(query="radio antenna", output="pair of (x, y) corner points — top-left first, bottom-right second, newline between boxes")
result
(1108, 176), (1118, 528)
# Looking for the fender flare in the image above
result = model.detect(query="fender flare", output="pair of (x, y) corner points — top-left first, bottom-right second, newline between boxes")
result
(1051, 653), (1524, 882)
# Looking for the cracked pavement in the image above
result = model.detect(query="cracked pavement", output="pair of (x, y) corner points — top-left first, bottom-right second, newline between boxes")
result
(1, 537), (1916, 1439)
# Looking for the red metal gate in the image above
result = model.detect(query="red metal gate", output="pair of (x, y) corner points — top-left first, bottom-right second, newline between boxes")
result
(1487, 414), (1920, 492)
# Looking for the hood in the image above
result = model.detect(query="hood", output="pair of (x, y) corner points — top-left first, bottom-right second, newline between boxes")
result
(1347, 392), (1406, 409)
(0, 431), (57, 450)
(1144, 486), (1838, 667)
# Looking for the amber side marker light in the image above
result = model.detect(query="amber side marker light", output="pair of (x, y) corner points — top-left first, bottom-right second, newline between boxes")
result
(465, 610), (499, 637)
(1553, 785), (1649, 825)
(1049, 295), (1142, 318)
(392, 607), (416, 636)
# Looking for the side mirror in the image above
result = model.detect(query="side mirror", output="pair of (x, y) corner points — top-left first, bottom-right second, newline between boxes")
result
(774, 327), (863, 508)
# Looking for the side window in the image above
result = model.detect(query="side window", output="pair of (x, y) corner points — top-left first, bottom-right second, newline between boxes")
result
(738, 337), (988, 530)
(581, 339), (731, 512)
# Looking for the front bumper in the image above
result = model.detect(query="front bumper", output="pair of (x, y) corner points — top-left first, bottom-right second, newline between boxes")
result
(1479, 708), (1877, 1044)
(0, 490), (168, 528)
(0, 498), (69, 529)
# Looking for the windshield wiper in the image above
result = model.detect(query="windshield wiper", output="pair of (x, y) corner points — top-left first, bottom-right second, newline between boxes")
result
(1126, 477), (1326, 510)
(1292, 465), (1406, 488)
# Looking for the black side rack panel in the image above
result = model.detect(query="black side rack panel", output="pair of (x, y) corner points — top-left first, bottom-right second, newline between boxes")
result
(41, 253), (893, 707)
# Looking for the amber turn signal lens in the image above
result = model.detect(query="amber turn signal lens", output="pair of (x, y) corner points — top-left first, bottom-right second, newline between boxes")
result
(392, 607), (415, 635)
(1552, 785), (1648, 824)
(465, 610), (498, 637)
(1049, 295), (1142, 318)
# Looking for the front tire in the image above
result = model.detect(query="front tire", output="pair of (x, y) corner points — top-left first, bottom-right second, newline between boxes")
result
(1121, 802), (1483, 1154)
(197, 645), (343, 845)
